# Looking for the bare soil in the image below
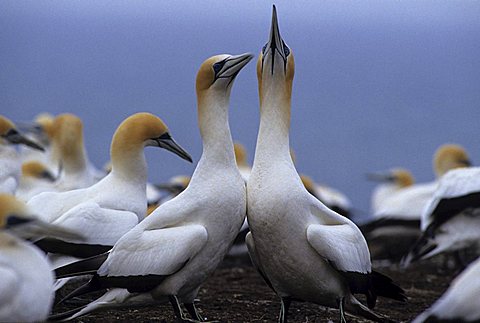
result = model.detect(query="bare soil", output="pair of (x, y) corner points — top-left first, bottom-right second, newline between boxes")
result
(53, 256), (457, 323)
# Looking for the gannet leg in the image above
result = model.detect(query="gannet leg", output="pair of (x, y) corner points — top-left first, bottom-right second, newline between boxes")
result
(185, 302), (203, 321)
(278, 297), (291, 323)
(337, 297), (347, 323)
(169, 295), (197, 322)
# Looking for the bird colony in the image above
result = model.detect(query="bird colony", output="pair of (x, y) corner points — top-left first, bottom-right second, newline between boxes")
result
(1, 6), (479, 323)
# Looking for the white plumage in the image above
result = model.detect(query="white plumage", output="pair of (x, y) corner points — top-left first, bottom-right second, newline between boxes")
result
(413, 256), (480, 322)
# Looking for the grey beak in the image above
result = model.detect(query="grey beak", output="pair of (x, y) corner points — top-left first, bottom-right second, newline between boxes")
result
(156, 133), (193, 163)
(4, 129), (45, 151)
(264, 5), (287, 74)
(366, 172), (395, 183)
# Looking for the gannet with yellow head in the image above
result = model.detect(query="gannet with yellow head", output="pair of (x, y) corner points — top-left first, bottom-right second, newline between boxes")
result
(27, 112), (192, 260)
(46, 113), (106, 190)
(0, 194), (82, 322)
(19, 112), (55, 164)
(246, 6), (405, 322)
(374, 144), (471, 221)
(15, 161), (56, 202)
(367, 168), (415, 215)
(52, 53), (252, 321)
(0, 115), (44, 194)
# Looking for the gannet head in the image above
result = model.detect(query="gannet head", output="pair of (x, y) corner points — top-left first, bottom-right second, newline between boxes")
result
(35, 112), (55, 139)
(111, 112), (192, 164)
(0, 115), (44, 151)
(196, 53), (253, 100)
(433, 144), (471, 177)
(21, 161), (56, 182)
(257, 5), (295, 104)
(0, 194), (83, 241)
(234, 142), (248, 166)
(367, 168), (415, 188)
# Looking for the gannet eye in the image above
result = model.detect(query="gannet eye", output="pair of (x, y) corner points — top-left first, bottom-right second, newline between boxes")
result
(212, 61), (224, 75)
(262, 44), (268, 54)
(283, 42), (290, 57)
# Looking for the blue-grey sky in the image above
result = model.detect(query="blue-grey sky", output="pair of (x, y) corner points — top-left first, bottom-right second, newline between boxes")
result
(1, 1), (480, 221)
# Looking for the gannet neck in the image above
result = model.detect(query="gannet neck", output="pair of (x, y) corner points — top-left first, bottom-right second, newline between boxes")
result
(197, 90), (236, 168)
(110, 131), (148, 185)
(254, 83), (292, 165)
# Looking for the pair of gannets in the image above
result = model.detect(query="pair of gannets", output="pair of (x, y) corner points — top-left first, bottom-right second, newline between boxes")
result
(0, 116), (44, 194)
(405, 166), (480, 266)
(52, 53), (252, 321)
(0, 194), (82, 322)
(361, 145), (471, 262)
(245, 6), (405, 322)
(27, 113), (192, 261)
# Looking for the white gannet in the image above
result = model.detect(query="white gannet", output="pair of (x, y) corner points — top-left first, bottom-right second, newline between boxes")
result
(246, 6), (405, 322)
(51, 53), (252, 322)
(374, 144), (471, 221)
(27, 112), (192, 259)
(15, 161), (56, 202)
(19, 113), (55, 165)
(0, 194), (82, 322)
(405, 166), (480, 266)
(367, 168), (415, 215)
(0, 115), (44, 194)
(48, 113), (101, 191)
(413, 256), (480, 323)
(361, 145), (470, 262)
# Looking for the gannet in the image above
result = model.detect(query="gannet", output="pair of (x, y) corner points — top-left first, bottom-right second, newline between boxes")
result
(374, 144), (471, 220)
(0, 115), (44, 194)
(19, 112), (55, 165)
(413, 256), (480, 323)
(367, 168), (415, 215)
(405, 166), (480, 266)
(0, 194), (82, 322)
(48, 113), (102, 191)
(359, 168), (416, 261)
(51, 53), (252, 322)
(15, 161), (56, 202)
(246, 6), (405, 322)
(362, 145), (470, 262)
(27, 112), (192, 259)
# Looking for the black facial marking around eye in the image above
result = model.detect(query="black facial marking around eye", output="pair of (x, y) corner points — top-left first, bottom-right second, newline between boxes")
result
(283, 41), (290, 57)
(262, 44), (267, 54)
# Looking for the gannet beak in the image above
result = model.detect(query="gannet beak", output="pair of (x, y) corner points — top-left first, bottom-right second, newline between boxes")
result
(263, 5), (288, 74)
(366, 172), (395, 183)
(155, 183), (185, 194)
(41, 170), (57, 182)
(215, 53), (254, 84)
(155, 133), (193, 163)
(4, 129), (45, 151)
(6, 215), (85, 241)
(460, 159), (472, 167)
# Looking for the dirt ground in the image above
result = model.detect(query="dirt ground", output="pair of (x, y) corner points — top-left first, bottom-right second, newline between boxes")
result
(53, 256), (457, 323)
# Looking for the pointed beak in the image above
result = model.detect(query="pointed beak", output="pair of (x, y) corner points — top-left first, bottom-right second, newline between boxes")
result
(4, 129), (45, 151)
(155, 182), (186, 194)
(156, 133), (193, 163)
(366, 172), (395, 183)
(263, 5), (287, 74)
(6, 215), (84, 241)
(217, 53), (254, 82)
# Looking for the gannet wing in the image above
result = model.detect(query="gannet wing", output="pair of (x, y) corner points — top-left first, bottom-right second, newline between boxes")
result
(52, 201), (138, 246)
(99, 224), (208, 277)
(306, 223), (371, 274)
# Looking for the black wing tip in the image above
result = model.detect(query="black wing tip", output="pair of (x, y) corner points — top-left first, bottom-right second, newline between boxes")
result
(372, 270), (408, 303)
